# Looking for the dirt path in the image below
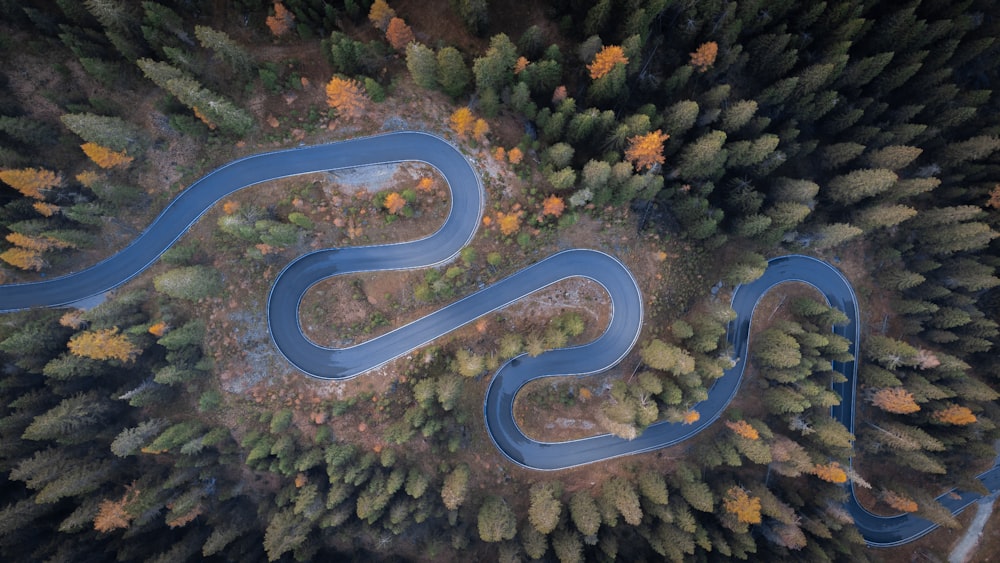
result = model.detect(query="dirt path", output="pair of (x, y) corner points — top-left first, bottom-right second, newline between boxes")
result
(949, 492), (999, 562)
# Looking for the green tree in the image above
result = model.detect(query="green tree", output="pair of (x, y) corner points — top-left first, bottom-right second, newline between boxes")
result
(676, 130), (728, 180)
(153, 266), (222, 301)
(569, 491), (601, 537)
(437, 47), (471, 98)
(405, 42), (438, 90)
(60, 113), (143, 153)
(826, 169), (898, 204)
(472, 34), (517, 93)
(195, 25), (254, 77)
(478, 495), (517, 542)
(528, 481), (562, 534)
(441, 464), (470, 510)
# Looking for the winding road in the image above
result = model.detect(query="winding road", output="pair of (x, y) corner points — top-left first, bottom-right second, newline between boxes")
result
(0, 131), (996, 547)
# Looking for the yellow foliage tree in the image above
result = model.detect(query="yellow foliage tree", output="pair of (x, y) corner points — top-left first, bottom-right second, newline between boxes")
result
(495, 210), (522, 236)
(148, 322), (168, 337)
(326, 77), (367, 120)
(383, 192), (407, 215)
(417, 177), (434, 192)
(723, 487), (762, 524)
(813, 462), (848, 483)
(266, 2), (294, 36)
(871, 387), (920, 414)
(68, 327), (140, 363)
(368, 0), (396, 31)
(625, 129), (669, 170)
(492, 147), (506, 161)
(933, 404), (977, 425)
(725, 419), (760, 440)
(683, 409), (701, 424)
(587, 45), (628, 80)
(690, 41), (719, 72)
(6, 232), (69, 252)
(33, 201), (59, 217)
(541, 195), (565, 218)
(881, 490), (918, 513)
(0, 247), (44, 271)
(507, 147), (523, 164)
(0, 167), (62, 200)
(81, 142), (134, 169)
(192, 107), (217, 130)
(473, 118), (490, 142)
(59, 310), (86, 329)
(449, 107), (475, 138)
(76, 170), (100, 188)
(386, 17), (414, 50)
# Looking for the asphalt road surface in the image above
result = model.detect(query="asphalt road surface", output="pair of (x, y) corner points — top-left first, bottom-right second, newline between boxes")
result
(0, 131), (995, 547)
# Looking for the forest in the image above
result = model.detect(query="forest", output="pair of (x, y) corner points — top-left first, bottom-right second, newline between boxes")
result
(0, 0), (999, 561)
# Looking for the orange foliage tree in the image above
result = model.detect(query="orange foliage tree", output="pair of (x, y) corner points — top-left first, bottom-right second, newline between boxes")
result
(871, 387), (921, 414)
(76, 170), (99, 188)
(813, 462), (848, 483)
(881, 490), (918, 513)
(552, 85), (567, 103)
(0, 247), (44, 271)
(94, 486), (139, 533)
(723, 487), (762, 524)
(541, 195), (565, 218)
(690, 41), (719, 72)
(683, 409), (701, 424)
(0, 167), (62, 199)
(933, 404), (977, 425)
(383, 192), (407, 215)
(386, 17), (414, 50)
(495, 210), (522, 236)
(326, 77), (367, 120)
(449, 107), (474, 138)
(587, 45), (628, 80)
(492, 147), (506, 161)
(148, 322), (168, 337)
(266, 2), (294, 37)
(368, 0), (395, 31)
(68, 327), (140, 363)
(507, 147), (523, 164)
(625, 129), (669, 170)
(192, 107), (217, 130)
(725, 419), (760, 440)
(81, 142), (134, 169)
(514, 56), (529, 74)
(417, 177), (434, 192)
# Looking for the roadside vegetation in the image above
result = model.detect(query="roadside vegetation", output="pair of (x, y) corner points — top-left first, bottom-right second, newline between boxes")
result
(0, 1), (999, 561)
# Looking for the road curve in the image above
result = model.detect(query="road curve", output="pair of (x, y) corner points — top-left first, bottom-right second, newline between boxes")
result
(0, 131), (995, 547)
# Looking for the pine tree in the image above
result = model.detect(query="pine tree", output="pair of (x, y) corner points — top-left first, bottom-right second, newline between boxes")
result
(602, 476), (642, 525)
